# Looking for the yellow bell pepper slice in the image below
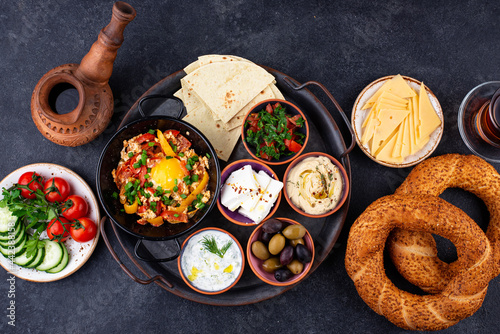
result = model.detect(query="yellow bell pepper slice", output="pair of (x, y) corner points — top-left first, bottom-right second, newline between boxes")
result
(157, 130), (176, 157)
(147, 216), (164, 226)
(124, 200), (138, 214)
(171, 172), (209, 213)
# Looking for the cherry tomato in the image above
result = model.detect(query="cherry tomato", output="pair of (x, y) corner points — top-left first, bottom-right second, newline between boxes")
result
(61, 195), (88, 220)
(69, 217), (97, 243)
(17, 172), (44, 199)
(47, 217), (71, 242)
(44, 177), (70, 203)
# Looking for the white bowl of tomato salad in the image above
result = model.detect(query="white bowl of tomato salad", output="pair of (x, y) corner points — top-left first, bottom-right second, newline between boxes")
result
(241, 99), (309, 166)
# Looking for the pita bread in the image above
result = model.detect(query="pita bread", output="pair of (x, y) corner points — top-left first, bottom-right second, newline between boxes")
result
(184, 61), (275, 123)
(178, 55), (284, 161)
(182, 107), (240, 161)
(221, 85), (276, 131)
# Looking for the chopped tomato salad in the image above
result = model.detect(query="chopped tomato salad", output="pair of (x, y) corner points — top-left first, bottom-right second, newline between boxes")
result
(245, 103), (305, 161)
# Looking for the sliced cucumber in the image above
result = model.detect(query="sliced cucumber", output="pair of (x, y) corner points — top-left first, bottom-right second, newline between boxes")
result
(25, 246), (45, 268)
(35, 240), (63, 271)
(0, 208), (17, 233)
(46, 243), (69, 273)
(0, 234), (26, 257)
(0, 220), (21, 241)
(13, 247), (37, 267)
(0, 227), (25, 248)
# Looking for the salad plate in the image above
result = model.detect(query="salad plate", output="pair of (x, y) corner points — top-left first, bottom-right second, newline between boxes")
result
(0, 163), (100, 282)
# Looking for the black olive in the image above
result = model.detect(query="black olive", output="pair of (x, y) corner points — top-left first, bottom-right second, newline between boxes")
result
(262, 218), (283, 234)
(280, 245), (294, 265)
(260, 231), (273, 243)
(296, 244), (312, 263)
(274, 268), (294, 282)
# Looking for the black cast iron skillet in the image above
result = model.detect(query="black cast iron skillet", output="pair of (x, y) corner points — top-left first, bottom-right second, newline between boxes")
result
(96, 109), (221, 262)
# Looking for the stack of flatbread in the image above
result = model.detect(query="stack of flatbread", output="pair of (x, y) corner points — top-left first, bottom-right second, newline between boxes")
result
(175, 55), (284, 161)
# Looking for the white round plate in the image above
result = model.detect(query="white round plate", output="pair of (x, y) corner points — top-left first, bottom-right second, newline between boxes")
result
(0, 163), (100, 282)
(352, 75), (444, 168)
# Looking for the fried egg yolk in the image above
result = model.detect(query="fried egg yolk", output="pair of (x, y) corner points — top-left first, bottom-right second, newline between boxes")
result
(150, 157), (185, 190)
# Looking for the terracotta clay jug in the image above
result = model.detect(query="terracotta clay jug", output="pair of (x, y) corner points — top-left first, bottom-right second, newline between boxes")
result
(31, 1), (136, 147)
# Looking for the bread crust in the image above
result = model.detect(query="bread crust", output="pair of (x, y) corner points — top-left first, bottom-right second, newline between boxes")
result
(389, 154), (500, 292)
(345, 194), (495, 331)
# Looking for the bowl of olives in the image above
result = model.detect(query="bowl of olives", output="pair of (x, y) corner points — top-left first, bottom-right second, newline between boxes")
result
(247, 217), (315, 286)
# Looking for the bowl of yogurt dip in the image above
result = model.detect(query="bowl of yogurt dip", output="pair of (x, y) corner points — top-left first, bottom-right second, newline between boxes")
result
(178, 227), (244, 294)
(283, 152), (349, 218)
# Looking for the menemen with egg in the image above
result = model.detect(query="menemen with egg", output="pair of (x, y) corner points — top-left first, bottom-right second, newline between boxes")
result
(112, 129), (211, 226)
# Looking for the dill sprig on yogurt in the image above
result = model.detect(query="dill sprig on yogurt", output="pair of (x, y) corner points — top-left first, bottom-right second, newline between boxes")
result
(201, 235), (232, 258)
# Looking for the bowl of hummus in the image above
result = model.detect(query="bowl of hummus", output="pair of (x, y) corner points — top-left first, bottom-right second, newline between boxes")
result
(283, 152), (349, 218)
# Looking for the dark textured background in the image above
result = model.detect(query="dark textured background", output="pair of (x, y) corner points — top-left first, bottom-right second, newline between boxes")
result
(1, 0), (500, 333)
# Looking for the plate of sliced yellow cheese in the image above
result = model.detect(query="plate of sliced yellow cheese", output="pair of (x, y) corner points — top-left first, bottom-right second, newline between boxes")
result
(352, 74), (444, 167)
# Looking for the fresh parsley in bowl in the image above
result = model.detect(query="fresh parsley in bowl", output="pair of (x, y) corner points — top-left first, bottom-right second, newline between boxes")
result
(241, 99), (309, 165)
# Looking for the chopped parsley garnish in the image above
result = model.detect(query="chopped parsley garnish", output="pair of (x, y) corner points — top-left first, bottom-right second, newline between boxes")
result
(162, 196), (172, 206)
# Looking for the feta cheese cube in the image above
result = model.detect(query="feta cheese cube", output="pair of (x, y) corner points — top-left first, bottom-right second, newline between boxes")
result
(220, 165), (259, 211)
(238, 177), (283, 224)
(240, 170), (272, 212)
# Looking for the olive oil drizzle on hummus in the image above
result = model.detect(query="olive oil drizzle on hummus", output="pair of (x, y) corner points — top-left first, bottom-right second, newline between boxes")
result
(286, 156), (343, 215)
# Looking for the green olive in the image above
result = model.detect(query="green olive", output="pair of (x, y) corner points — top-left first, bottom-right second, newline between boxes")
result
(289, 238), (305, 247)
(268, 233), (286, 255)
(251, 241), (270, 260)
(262, 257), (282, 273)
(282, 224), (306, 240)
(287, 259), (304, 275)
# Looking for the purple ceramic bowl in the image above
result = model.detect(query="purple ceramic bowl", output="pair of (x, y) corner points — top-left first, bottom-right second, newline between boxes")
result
(217, 159), (281, 226)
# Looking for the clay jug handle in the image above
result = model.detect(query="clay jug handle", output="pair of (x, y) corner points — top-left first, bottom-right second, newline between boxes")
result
(75, 2), (136, 86)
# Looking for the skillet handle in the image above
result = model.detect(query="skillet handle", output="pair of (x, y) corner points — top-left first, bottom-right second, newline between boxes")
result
(100, 216), (173, 288)
(137, 94), (185, 119)
(283, 77), (355, 163)
(134, 238), (181, 262)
